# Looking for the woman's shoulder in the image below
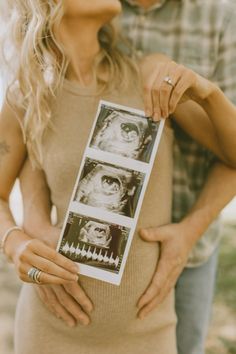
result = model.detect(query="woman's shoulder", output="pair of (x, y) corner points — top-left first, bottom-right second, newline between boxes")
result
(138, 53), (171, 80)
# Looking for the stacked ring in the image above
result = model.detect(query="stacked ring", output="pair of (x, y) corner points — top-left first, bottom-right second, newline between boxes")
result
(27, 267), (42, 284)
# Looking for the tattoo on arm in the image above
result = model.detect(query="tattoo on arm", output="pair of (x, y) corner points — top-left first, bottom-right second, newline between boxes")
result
(0, 141), (11, 165)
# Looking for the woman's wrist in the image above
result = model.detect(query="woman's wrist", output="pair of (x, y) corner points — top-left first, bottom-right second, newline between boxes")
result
(0, 226), (23, 253)
(41, 225), (60, 248)
(4, 230), (31, 262)
(201, 84), (221, 106)
(24, 223), (60, 249)
(191, 74), (217, 105)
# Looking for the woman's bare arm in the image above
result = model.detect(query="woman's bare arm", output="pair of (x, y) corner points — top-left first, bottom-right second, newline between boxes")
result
(19, 159), (94, 326)
(0, 101), (79, 284)
(19, 159), (57, 246)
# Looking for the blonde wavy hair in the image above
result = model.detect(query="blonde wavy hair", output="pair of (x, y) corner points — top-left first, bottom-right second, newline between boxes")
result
(0, 0), (138, 166)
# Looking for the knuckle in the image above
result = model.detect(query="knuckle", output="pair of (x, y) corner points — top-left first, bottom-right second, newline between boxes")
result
(18, 252), (27, 263)
(18, 263), (25, 273)
(42, 263), (50, 273)
(49, 251), (57, 262)
(63, 282), (73, 291)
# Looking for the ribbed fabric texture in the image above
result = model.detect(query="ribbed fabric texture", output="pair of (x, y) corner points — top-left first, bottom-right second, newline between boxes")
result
(15, 82), (177, 354)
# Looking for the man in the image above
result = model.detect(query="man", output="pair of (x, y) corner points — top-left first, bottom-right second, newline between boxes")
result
(18, 1), (236, 354)
(119, 0), (236, 353)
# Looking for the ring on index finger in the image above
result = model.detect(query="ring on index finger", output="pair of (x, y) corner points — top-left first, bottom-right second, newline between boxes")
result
(27, 267), (42, 284)
(163, 76), (175, 88)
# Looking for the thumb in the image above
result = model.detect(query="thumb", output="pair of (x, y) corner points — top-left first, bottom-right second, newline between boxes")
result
(139, 225), (169, 242)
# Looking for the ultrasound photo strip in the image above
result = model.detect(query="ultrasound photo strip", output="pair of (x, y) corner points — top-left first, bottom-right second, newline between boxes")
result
(57, 100), (165, 285)
(74, 158), (145, 219)
(89, 105), (160, 163)
(58, 212), (130, 274)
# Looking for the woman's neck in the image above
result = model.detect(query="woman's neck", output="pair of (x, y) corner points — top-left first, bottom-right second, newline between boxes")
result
(59, 18), (101, 85)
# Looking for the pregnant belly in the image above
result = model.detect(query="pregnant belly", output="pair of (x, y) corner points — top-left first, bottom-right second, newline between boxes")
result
(16, 234), (175, 348)
(79, 234), (160, 331)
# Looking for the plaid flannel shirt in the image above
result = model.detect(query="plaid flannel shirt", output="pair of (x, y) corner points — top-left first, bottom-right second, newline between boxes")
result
(121, 0), (236, 266)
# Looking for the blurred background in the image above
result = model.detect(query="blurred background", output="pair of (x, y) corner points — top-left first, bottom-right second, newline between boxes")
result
(0, 64), (236, 353)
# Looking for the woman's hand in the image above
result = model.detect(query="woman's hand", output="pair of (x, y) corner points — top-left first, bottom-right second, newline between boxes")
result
(140, 54), (215, 121)
(4, 229), (79, 285)
(9, 226), (94, 325)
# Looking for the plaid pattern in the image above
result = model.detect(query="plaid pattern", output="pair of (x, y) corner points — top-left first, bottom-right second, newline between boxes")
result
(121, 0), (236, 266)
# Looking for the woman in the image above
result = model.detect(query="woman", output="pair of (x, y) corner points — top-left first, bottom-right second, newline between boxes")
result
(0, 1), (236, 354)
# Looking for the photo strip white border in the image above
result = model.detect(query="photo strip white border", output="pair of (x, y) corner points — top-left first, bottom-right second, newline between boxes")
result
(57, 100), (165, 285)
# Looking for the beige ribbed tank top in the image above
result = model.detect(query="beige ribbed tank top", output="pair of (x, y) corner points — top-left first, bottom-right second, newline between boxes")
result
(17, 79), (177, 354)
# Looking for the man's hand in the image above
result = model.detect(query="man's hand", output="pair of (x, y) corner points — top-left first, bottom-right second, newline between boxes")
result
(35, 281), (93, 327)
(137, 223), (195, 319)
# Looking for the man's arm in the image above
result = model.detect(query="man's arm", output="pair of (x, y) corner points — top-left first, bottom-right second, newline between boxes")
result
(137, 162), (236, 318)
